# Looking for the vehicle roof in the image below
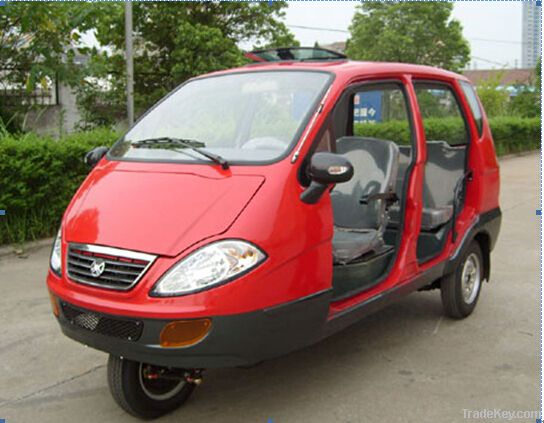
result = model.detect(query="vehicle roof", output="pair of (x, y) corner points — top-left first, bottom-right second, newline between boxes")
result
(205, 60), (468, 83)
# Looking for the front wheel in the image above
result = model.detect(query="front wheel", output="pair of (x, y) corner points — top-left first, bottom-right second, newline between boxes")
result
(440, 241), (484, 319)
(107, 355), (196, 419)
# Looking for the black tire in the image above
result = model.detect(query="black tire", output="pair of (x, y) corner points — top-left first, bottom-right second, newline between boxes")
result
(107, 355), (195, 420)
(441, 241), (484, 319)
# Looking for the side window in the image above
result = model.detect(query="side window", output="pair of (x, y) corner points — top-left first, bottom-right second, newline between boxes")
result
(315, 128), (332, 153)
(414, 83), (470, 146)
(299, 121), (333, 187)
(351, 85), (412, 148)
(459, 81), (484, 136)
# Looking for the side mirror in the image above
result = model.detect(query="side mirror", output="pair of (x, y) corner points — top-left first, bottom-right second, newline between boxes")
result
(301, 152), (354, 204)
(84, 147), (109, 168)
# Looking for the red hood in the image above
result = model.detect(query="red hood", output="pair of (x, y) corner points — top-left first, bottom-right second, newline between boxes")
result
(64, 168), (264, 256)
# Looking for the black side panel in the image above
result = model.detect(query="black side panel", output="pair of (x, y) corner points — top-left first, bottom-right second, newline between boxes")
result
(484, 208), (502, 251)
(325, 262), (445, 338)
(332, 248), (394, 301)
(444, 208), (502, 276)
(416, 222), (452, 263)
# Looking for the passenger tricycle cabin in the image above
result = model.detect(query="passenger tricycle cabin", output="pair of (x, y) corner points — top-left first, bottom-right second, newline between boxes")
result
(47, 48), (501, 419)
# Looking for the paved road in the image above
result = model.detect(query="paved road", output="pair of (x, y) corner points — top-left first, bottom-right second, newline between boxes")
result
(0, 154), (540, 423)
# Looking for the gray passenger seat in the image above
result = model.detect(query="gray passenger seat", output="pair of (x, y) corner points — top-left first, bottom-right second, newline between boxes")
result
(389, 141), (465, 231)
(331, 137), (400, 264)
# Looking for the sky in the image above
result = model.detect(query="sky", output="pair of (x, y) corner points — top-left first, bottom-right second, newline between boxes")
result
(284, 1), (524, 70)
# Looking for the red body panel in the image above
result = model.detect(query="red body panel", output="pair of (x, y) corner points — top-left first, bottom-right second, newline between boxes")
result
(47, 60), (500, 323)
(64, 161), (265, 256)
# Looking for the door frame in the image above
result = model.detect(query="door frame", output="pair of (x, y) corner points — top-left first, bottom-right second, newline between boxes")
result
(323, 76), (424, 302)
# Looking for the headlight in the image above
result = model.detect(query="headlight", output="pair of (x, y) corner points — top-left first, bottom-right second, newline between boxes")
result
(152, 240), (266, 296)
(50, 229), (62, 276)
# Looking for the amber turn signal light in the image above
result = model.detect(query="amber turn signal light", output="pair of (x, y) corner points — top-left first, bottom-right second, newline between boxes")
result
(49, 291), (60, 317)
(160, 319), (212, 348)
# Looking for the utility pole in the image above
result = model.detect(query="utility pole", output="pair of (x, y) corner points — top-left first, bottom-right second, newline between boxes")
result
(125, 2), (134, 127)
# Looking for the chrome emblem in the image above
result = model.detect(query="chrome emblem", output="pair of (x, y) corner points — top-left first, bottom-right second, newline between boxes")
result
(90, 259), (106, 278)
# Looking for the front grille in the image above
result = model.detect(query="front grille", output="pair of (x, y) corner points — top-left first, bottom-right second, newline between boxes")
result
(61, 302), (143, 341)
(67, 243), (156, 291)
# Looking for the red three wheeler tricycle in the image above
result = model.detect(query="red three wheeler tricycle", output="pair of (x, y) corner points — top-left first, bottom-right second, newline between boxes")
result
(47, 48), (501, 419)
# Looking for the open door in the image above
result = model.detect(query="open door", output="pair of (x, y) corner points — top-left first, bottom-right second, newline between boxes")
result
(327, 82), (416, 301)
(412, 81), (471, 263)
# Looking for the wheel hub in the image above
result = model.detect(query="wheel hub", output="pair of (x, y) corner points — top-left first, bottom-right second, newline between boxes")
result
(461, 253), (481, 304)
(138, 364), (192, 401)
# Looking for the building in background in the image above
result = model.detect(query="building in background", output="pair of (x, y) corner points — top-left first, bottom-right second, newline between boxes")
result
(463, 68), (536, 87)
(463, 68), (537, 101)
(522, 2), (542, 68)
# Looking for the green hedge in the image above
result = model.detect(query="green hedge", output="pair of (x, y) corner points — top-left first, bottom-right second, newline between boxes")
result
(354, 116), (541, 155)
(487, 117), (541, 156)
(0, 117), (541, 245)
(0, 129), (119, 245)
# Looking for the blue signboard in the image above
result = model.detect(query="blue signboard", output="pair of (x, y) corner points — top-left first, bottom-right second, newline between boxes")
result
(354, 91), (382, 123)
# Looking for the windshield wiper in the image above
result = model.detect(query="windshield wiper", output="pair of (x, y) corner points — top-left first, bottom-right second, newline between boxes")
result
(131, 137), (229, 170)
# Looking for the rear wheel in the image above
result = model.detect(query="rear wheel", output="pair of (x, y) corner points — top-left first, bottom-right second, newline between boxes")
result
(107, 355), (195, 419)
(441, 241), (483, 319)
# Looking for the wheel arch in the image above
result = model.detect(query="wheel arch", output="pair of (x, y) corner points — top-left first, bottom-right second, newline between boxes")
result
(444, 209), (501, 281)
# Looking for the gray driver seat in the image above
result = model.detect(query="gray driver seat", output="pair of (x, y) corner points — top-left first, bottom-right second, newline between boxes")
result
(331, 137), (400, 264)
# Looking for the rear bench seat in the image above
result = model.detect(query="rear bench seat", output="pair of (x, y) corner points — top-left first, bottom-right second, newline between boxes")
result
(389, 141), (465, 231)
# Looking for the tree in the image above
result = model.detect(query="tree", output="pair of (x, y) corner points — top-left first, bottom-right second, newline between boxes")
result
(78, 2), (297, 127)
(508, 59), (541, 118)
(0, 2), (95, 88)
(508, 87), (539, 118)
(536, 57), (541, 96)
(0, 2), (298, 130)
(346, 2), (470, 72)
(476, 72), (509, 117)
(0, 2), (96, 130)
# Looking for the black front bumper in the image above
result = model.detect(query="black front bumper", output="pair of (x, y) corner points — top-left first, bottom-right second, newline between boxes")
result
(55, 290), (331, 368)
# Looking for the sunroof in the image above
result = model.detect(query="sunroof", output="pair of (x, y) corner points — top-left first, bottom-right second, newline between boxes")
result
(245, 47), (347, 63)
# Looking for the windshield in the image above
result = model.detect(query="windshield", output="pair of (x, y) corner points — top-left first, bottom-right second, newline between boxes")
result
(109, 71), (332, 164)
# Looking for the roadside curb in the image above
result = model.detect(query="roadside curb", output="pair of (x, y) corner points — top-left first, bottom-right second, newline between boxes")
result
(499, 149), (540, 161)
(0, 237), (54, 258)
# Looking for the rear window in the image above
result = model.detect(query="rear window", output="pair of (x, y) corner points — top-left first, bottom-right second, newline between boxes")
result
(414, 82), (470, 146)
